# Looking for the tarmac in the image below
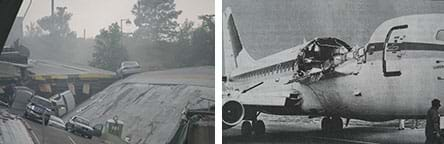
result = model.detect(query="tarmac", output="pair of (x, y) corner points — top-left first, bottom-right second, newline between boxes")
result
(223, 115), (428, 144)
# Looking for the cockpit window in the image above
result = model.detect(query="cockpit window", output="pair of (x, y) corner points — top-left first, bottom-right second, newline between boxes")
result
(437, 30), (444, 41)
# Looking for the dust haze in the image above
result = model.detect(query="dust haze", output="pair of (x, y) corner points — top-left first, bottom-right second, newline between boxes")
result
(15, 0), (214, 71)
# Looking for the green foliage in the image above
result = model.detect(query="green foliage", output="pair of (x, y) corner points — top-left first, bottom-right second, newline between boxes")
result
(36, 7), (76, 38)
(189, 15), (215, 65)
(25, 22), (43, 37)
(90, 23), (129, 71)
(177, 19), (194, 43)
(131, 0), (182, 41)
(124, 15), (215, 71)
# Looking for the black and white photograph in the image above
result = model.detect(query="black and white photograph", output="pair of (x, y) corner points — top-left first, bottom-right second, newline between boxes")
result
(222, 0), (444, 144)
(0, 0), (214, 143)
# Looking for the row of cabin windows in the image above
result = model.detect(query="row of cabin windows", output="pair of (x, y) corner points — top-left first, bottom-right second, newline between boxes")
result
(236, 60), (296, 80)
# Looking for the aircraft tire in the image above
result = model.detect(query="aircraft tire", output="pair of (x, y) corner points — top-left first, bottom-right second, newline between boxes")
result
(321, 117), (343, 131)
(331, 117), (343, 131)
(253, 120), (265, 135)
(321, 117), (331, 131)
(241, 121), (253, 136)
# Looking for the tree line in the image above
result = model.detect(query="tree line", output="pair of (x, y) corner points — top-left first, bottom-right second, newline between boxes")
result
(25, 0), (214, 71)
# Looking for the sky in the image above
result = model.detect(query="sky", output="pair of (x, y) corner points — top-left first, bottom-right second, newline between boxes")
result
(222, 0), (444, 73)
(18, 0), (214, 38)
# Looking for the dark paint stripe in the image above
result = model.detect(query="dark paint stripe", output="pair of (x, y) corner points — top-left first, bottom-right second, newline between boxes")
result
(367, 42), (444, 52)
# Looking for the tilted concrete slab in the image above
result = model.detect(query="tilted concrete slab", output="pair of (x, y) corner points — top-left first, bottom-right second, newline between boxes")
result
(0, 110), (34, 144)
(64, 66), (214, 144)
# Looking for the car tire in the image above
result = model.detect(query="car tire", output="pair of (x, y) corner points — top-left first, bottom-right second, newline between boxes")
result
(66, 124), (72, 132)
(44, 118), (49, 125)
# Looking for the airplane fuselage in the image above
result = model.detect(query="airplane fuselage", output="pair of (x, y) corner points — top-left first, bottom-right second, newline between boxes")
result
(309, 46), (444, 121)
(226, 44), (444, 122)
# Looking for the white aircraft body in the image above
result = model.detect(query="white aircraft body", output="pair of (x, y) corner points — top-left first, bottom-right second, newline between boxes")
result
(222, 8), (444, 136)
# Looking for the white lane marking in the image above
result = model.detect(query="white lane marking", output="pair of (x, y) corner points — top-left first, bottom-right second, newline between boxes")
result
(303, 135), (379, 144)
(29, 130), (41, 144)
(67, 135), (77, 144)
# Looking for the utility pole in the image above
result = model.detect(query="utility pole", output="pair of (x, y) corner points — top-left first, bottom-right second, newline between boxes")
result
(50, 0), (55, 36)
(83, 29), (86, 40)
(120, 19), (131, 49)
(51, 0), (54, 16)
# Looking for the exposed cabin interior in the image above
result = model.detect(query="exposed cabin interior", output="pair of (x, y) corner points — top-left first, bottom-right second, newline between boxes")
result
(297, 38), (351, 75)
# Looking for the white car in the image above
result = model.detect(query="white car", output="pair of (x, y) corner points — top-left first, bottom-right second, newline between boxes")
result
(65, 116), (94, 139)
(116, 61), (142, 78)
(47, 115), (65, 130)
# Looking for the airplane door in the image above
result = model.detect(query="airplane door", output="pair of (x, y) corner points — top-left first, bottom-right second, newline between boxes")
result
(383, 25), (408, 77)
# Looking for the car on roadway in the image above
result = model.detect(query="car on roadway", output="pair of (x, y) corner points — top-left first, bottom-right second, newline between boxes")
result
(65, 115), (94, 139)
(47, 115), (66, 130)
(116, 61), (142, 78)
(24, 96), (55, 125)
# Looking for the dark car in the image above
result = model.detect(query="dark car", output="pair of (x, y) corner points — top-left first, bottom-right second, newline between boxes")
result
(24, 96), (55, 125)
(65, 116), (94, 139)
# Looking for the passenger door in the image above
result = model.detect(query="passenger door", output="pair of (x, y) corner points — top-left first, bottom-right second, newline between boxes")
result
(383, 25), (408, 77)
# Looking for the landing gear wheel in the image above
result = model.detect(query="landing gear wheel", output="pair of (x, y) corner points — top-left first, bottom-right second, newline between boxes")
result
(321, 117), (331, 131)
(253, 120), (265, 135)
(241, 121), (253, 136)
(331, 117), (343, 131)
(321, 117), (343, 131)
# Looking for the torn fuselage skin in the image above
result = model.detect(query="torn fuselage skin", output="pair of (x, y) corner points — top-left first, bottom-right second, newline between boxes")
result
(293, 37), (352, 84)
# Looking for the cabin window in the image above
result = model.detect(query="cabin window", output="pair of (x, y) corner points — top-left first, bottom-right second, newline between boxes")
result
(437, 30), (444, 41)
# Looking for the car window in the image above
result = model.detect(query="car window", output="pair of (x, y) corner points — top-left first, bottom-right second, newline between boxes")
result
(31, 97), (52, 108)
(123, 61), (139, 67)
(73, 117), (90, 125)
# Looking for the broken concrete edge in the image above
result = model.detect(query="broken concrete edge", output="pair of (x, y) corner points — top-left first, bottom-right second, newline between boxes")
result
(17, 117), (40, 144)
